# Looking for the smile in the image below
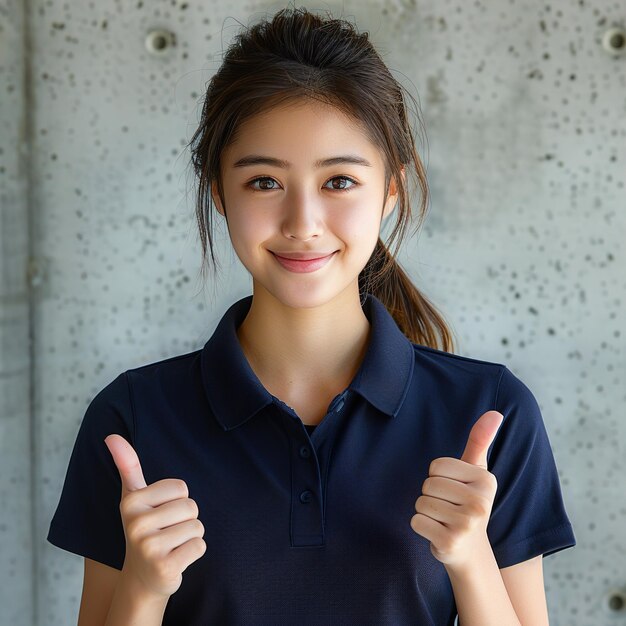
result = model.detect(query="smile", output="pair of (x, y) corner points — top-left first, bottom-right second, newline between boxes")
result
(271, 251), (337, 273)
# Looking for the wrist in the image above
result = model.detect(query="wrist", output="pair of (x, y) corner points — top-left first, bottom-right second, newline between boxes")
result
(119, 568), (172, 605)
(444, 534), (494, 579)
(105, 570), (170, 626)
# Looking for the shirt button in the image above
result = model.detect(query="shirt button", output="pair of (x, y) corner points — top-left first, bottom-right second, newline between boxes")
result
(299, 445), (311, 458)
(299, 490), (313, 503)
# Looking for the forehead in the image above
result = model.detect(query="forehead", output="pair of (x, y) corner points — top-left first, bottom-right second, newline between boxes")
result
(223, 99), (381, 165)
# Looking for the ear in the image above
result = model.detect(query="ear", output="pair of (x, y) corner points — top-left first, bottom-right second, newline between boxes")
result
(382, 166), (405, 220)
(211, 180), (225, 217)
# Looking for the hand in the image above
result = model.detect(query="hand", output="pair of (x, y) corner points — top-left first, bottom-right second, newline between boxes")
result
(409, 410), (503, 571)
(104, 434), (207, 598)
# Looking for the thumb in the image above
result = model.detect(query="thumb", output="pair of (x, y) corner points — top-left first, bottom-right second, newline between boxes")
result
(459, 410), (504, 469)
(104, 434), (148, 496)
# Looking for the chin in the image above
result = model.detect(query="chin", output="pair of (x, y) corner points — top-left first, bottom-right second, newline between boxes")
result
(259, 283), (348, 311)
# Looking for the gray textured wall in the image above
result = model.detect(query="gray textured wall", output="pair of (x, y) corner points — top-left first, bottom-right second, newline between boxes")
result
(1, 0), (625, 624)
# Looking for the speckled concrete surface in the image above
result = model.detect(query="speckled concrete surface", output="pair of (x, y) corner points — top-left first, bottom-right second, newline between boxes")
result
(1, 1), (624, 624)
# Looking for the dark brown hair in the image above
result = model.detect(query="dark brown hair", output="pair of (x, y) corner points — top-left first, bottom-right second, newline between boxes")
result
(186, 5), (457, 353)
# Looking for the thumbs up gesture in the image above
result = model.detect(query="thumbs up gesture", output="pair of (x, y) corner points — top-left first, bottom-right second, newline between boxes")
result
(410, 410), (504, 571)
(104, 434), (207, 598)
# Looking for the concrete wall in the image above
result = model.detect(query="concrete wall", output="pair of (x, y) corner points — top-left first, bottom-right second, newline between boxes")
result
(1, 0), (625, 624)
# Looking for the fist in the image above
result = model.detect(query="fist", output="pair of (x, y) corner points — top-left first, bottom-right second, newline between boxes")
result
(410, 410), (503, 570)
(104, 434), (207, 598)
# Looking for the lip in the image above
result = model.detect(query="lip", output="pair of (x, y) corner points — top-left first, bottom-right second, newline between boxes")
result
(271, 250), (337, 273)
(272, 251), (337, 260)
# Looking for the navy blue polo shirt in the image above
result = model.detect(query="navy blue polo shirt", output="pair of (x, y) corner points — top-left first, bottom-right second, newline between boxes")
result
(47, 293), (576, 625)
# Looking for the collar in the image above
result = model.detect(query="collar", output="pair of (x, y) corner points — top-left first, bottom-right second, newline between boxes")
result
(201, 293), (415, 431)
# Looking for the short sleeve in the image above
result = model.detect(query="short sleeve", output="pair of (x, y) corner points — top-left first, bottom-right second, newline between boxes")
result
(46, 371), (134, 571)
(486, 365), (577, 569)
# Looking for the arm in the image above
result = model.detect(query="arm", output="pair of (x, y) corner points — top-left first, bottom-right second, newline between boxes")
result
(104, 571), (170, 626)
(78, 558), (121, 625)
(445, 536), (521, 626)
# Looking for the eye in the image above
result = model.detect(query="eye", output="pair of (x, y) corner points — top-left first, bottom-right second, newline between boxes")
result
(247, 177), (280, 191)
(323, 176), (358, 192)
(246, 175), (359, 193)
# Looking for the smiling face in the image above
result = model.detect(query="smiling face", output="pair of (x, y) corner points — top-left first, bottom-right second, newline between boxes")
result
(211, 98), (400, 309)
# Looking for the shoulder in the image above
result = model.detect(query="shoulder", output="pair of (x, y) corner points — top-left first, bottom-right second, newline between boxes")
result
(410, 344), (542, 423)
(123, 348), (203, 390)
(411, 343), (507, 370)
(409, 342), (508, 393)
(85, 349), (204, 429)
(125, 348), (203, 376)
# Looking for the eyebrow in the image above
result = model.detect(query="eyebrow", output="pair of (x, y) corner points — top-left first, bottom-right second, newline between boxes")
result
(231, 154), (373, 169)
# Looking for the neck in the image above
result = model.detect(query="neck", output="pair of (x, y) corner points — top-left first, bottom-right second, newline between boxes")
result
(236, 283), (371, 397)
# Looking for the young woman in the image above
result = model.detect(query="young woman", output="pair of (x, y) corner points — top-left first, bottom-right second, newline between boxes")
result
(47, 6), (576, 625)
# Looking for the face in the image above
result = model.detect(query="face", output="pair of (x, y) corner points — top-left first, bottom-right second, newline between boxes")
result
(211, 99), (401, 310)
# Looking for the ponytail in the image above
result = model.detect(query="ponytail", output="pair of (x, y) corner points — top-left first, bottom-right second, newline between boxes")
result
(360, 239), (457, 352)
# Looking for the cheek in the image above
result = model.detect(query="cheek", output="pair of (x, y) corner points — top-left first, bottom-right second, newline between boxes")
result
(227, 209), (272, 248)
(333, 205), (382, 246)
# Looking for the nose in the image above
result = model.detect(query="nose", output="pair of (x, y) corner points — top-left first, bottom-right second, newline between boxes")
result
(281, 189), (325, 241)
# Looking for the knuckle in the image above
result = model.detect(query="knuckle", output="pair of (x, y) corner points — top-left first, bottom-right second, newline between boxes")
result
(174, 479), (189, 496)
(487, 472), (498, 490)
(460, 512), (475, 530)
(429, 459), (440, 475)
(186, 498), (199, 517)
(469, 499), (488, 517)
(119, 497), (130, 518)
(154, 557), (175, 581)
(140, 534), (161, 561)
(192, 537), (207, 554)
(120, 491), (137, 514)
(125, 517), (144, 542)
(188, 518), (204, 537)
